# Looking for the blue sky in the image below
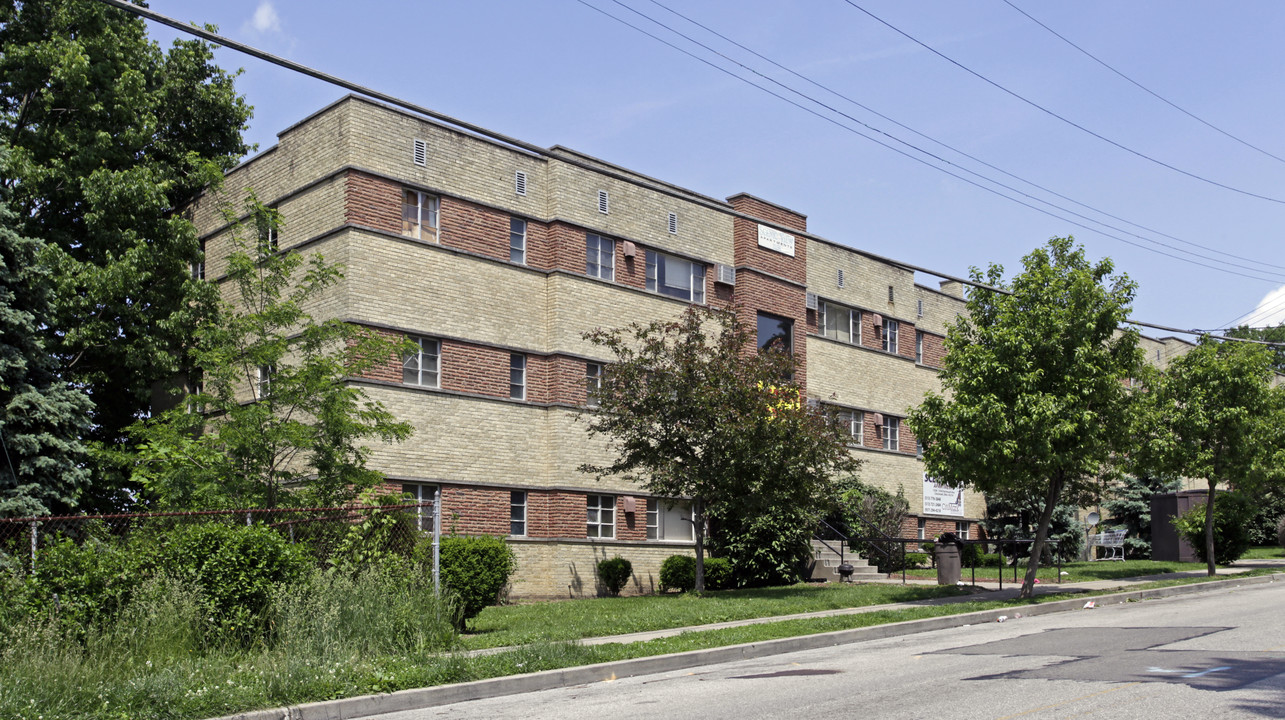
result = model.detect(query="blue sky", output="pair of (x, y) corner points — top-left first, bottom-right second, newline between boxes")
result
(149, 1), (1285, 335)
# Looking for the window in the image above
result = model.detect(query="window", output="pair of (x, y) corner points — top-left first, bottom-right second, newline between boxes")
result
(819, 301), (858, 344)
(257, 218), (278, 253)
(646, 498), (693, 541)
(756, 312), (793, 354)
(917, 517), (926, 540)
(956, 521), (969, 540)
(403, 483), (437, 532)
(882, 415), (900, 451)
(192, 240), (206, 280)
(915, 330), (924, 364)
(509, 217), (527, 264)
(509, 354), (526, 400)
(587, 494), (615, 538)
(597, 189), (609, 214)
(515, 170), (527, 196)
(403, 336), (440, 388)
(585, 362), (603, 407)
(257, 365), (273, 399)
(645, 250), (705, 303)
(402, 189), (439, 241)
(510, 491), (527, 536)
(882, 318), (899, 354)
(585, 233), (614, 280)
(837, 409), (863, 445)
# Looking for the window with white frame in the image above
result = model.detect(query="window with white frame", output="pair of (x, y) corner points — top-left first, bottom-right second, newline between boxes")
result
(645, 249), (705, 303)
(956, 521), (969, 540)
(882, 415), (900, 451)
(509, 217), (527, 264)
(587, 494), (615, 538)
(819, 301), (859, 344)
(257, 365), (273, 399)
(836, 409), (863, 445)
(256, 216), (278, 253)
(585, 362), (603, 407)
(403, 336), (440, 388)
(402, 189), (439, 241)
(192, 240), (206, 280)
(882, 318), (899, 354)
(510, 491), (527, 536)
(915, 330), (924, 364)
(509, 354), (526, 400)
(402, 483), (437, 532)
(646, 498), (693, 541)
(585, 233), (614, 280)
(917, 517), (926, 540)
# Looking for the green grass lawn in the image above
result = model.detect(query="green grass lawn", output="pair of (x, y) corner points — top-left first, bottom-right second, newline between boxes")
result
(897, 558), (1216, 583)
(463, 582), (970, 649)
(1242, 545), (1285, 559)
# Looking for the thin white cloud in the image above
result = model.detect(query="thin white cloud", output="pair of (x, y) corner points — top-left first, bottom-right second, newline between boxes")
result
(244, 1), (281, 35)
(1247, 284), (1285, 327)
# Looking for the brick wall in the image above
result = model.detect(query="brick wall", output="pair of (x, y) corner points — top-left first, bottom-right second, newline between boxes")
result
(919, 331), (946, 368)
(346, 170), (402, 233)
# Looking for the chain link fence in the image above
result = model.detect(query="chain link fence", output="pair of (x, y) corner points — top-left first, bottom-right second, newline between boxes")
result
(0, 501), (443, 584)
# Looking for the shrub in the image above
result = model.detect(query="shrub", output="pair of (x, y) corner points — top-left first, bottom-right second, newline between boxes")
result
(960, 543), (981, 567)
(703, 557), (732, 590)
(435, 535), (516, 627)
(1277, 514), (1285, 549)
(1172, 494), (1255, 565)
(660, 554), (695, 592)
(597, 556), (633, 596)
(903, 552), (929, 569)
(160, 523), (311, 642)
(978, 553), (1004, 568)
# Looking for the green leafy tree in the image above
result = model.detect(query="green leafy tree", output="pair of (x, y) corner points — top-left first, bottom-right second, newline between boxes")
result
(1224, 323), (1285, 373)
(0, 150), (92, 516)
(908, 237), (1140, 598)
(581, 306), (861, 592)
(0, 0), (252, 507)
(125, 200), (412, 509)
(1131, 336), (1283, 575)
(980, 493), (1084, 563)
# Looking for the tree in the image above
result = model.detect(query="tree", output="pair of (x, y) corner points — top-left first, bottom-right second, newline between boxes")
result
(124, 199), (412, 509)
(1224, 323), (1285, 373)
(0, 149), (93, 516)
(908, 237), (1139, 598)
(1100, 474), (1181, 559)
(1131, 336), (1283, 575)
(0, 0), (252, 506)
(581, 306), (861, 592)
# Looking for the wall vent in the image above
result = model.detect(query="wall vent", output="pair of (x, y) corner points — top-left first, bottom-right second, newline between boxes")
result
(412, 139), (427, 166)
(805, 292), (818, 311)
(622, 241), (637, 258)
(668, 212), (677, 234)
(917, 299), (924, 317)
(597, 190), (609, 214)
(515, 170), (527, 196)
(837, 269), (845, 288)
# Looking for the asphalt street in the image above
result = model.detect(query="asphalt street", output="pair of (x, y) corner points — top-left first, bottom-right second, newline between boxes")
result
(376, 580), (1285, 720)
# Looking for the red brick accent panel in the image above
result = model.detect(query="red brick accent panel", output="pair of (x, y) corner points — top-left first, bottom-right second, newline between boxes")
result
(540, 491), (589, 538)
(548, 222), (585, 275)
(442, 485), (510, 535)
(345, 171), (402, 234)
(901, 517), (971, 543)
(444, 343), (519, 399)
(616, 243), (646, 291)
(352, 327), (405, 384)
(920, 331), (946, 368)
(617, 495), (647, 541)
(899, 421), (917, 454)
(439, 196), (509, 260)
(732, 272), (808, 391)
(727, 194), (807, 233)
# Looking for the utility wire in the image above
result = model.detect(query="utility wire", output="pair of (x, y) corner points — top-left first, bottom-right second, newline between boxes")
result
(1003, 0), (1285, 167)
(93, 0), (1285, 348)
(647, 0), (1285, 272)
(639, 0), (1285, 274)
(842, 0), (1285, 206)
(586, 0), (1284, 283)
(1221, 291), (1285, 330)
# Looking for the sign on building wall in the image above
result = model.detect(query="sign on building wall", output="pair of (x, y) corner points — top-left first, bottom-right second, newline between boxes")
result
(757, 224), (795, 257)
(923, 473), (964, 517)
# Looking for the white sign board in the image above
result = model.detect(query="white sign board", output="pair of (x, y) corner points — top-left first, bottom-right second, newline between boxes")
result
(923, 473), (964, 517)
(757, 224), (795, 257)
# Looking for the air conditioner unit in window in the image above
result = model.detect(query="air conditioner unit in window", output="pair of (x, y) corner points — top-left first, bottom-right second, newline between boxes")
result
(805, 292), (818, 311)
(716, 263), (736, 285)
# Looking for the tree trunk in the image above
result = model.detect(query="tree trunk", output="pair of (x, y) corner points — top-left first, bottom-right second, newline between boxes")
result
(1021, 475), (1064, 599)
(1204, 481), (1217, 577)
(693, 497), (706, 593)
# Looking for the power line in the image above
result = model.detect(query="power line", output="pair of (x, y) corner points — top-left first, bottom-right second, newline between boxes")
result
(583, 0), (1285, 283)
(1221, 291), (1285, 330)
(841, 0), (1285, 206)
(1003, 0), (1285, 167)
(644, 0), (1285, 274)
(93, 0), (1285, 349)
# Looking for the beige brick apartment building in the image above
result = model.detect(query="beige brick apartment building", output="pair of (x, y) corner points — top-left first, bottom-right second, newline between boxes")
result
(192, 94), (1006, 598)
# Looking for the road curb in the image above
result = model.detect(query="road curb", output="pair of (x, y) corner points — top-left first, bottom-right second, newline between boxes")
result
(212, 573), (1281, 720)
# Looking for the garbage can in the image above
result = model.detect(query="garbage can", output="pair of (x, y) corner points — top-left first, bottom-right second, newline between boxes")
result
(934, 532), (963, 585)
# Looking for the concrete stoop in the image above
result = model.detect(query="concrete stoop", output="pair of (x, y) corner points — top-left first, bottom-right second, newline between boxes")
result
(809, 540), (880, 582)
